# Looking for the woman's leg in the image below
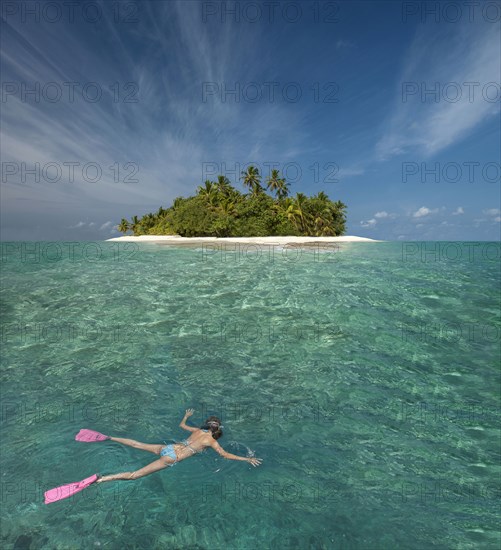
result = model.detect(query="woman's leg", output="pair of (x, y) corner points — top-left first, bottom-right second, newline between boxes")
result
(109, 436), (163, 455)
(97, 457), (174, 483)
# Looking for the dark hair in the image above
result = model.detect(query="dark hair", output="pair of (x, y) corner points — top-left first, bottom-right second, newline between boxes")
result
(201, 415), (223, 440)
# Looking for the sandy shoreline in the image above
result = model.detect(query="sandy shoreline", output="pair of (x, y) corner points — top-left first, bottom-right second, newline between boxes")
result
(107, 235), (381, 244)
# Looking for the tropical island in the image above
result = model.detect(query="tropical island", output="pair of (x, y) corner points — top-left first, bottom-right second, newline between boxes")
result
(116, 166), (348, 237)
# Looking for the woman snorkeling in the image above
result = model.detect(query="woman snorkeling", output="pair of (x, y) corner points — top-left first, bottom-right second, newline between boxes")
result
(45, 410), (262, 503)
(95, 409), (262, 483)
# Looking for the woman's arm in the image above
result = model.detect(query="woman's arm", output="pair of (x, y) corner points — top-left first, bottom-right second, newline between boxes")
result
(210, 439), (262, 467)
(179, 408), (198, 433)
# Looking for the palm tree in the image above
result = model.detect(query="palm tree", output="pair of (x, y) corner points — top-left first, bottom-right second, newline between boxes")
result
(280, 197), (301, 232)
(310, 192), (333, 236)
(331, 200), (347, 235)
(130, 215), (140, 235)
(240, 166), (263, 196)
(333, 200), (347, 212)
(266, 169), (289, 201)
(315, 191), (329, 203)
(294, 193), (310, 233)
(173, 197), (184, 209)
(118, 218), (129, 234)
(266, 169), (281, 196)
(219, 198), (237, 217)
(142, 213), (155, 228)
(197, 180), (217, 203)
(216, 175), (232, 197)
(197, 180), (220, 209)
(275, 178), (290, 201)
(228, 187), (242, 203)
(321, 224), (335, 236)
(313, 212), (334, 236)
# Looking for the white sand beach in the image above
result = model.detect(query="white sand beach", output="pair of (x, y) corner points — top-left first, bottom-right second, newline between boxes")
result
(107, 235), (380, 244)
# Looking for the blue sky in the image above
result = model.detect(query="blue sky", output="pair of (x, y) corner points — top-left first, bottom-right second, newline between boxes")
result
(1, 0), (500, 240)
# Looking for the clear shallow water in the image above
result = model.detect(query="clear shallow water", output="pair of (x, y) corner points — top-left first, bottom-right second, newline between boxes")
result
(0, 241), (500, 550)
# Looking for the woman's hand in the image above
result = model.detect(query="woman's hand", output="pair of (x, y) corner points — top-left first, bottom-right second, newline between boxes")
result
(247, 457), (262, 467)
(179, 409), (197, 432)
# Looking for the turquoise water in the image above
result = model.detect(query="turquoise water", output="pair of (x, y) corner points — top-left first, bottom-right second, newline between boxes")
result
(1, 241), (500, 549)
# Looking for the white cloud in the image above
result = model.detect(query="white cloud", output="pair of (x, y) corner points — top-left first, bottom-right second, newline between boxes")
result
(452, 207), (464, 215)
(413, 206), (438, 218)
(495, 217), (501, 223)
(484, 208), (501, 216)
(360, 218), (377, 227)
(374, 211), (388, 218)
(337, 167), (365, 178)
(100, 221), (113, 231)
(69, 221), (86, 228)
(376, 20), (500, 159)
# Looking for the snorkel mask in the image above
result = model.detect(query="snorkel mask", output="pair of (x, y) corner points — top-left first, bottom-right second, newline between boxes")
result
(207, 420), (223, 429)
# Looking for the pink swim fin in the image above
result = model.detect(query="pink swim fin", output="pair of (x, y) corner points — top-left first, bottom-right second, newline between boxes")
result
(44, 474), (98, 504)
(75, 429), (109, 442)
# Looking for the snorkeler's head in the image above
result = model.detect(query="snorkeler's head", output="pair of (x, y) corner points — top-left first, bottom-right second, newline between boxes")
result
(202, 416), (223, 440)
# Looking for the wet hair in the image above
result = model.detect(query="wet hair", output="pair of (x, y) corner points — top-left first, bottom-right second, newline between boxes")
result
(201, 415), (223, 440)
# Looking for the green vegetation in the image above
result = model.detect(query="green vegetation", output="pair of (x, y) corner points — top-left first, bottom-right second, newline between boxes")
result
(118, 166), (347, 237)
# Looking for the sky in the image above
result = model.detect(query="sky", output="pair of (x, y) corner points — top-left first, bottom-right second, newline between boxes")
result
(1, 0), (500, 241)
